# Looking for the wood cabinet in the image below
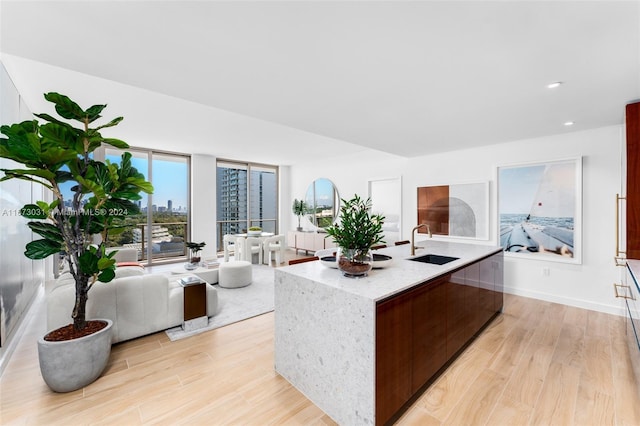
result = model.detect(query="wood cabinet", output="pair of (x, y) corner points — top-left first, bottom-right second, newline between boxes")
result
(410, 278), (447, 392)
(375, 276), (448, 424)
(375, 290), (413, 422)
(375, 252), (503, 425)
(287, 231), (337, 254)
(627, 102), (640, 259)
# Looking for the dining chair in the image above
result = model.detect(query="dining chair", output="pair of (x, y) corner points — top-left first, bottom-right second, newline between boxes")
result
(263, 234), (286, 266)
(222, 234), (236, 261)
(241, 236), (263, 264)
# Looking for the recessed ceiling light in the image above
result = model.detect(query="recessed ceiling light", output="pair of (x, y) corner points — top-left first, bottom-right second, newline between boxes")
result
(547, 82), (563, 89)
(564, 121), (574, 126)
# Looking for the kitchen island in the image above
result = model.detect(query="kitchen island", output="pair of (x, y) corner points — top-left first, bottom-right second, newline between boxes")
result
(274, 240), (503, 425)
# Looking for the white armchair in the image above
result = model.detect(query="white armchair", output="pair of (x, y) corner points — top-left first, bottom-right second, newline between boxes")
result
(236, 236), (263, 264)
(222, 234), (236, 262)
(263, 234), (286, 265)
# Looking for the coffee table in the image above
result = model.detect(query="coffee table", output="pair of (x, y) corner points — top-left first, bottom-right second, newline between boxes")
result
(170, 265), (219, 284)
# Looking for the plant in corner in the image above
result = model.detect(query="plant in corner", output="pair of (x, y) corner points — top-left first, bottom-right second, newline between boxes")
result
(325, 194), (385, 277)
(0, 92), (153, 392)
(292, 198), (306, 231)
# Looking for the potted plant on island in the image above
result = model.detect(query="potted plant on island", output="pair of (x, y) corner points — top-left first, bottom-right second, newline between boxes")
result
(292, 198), (306, 232)
(325, 194), (385, 277)
(185, 241), (206, 268)
(0, 92), (153, 392)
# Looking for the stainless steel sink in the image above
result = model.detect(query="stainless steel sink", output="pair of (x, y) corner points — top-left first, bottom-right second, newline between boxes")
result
(408, 254), (459, 265)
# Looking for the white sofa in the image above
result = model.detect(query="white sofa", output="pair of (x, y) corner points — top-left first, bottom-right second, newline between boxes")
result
(47, 266), (218, 343)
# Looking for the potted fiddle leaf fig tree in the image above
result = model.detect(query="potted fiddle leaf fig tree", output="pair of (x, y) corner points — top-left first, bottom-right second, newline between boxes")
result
(325, 194), (385, 277)
(0, 92), (153, 392)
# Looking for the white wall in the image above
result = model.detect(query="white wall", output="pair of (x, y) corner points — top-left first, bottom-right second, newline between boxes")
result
(289, 125), (626, 316)
(191, 155), (217, 260)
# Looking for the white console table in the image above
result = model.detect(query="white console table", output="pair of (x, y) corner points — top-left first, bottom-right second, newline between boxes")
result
(287, 231), (336, 254)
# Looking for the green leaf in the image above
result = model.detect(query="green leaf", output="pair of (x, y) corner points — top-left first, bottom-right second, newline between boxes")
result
(97, 268), (115, 283)
(44, 92), (85, 121)
(125, 178), (154, 194)
(39, 122), (79, 148)
(107, 225), (127, 235)
(97, 257), (115, 270)
(111, 191), (142, 201)
(33, 113), (70, 127)
(24, 239), (61, 259)
(0, 125), (41, 164)
(54, 170), (75, 183)
(27, 222), (63, 242)
(95, 116), (124, 130)
(78, 250), (99, 275)
(102, 138), (129, 149)
(1, 120), (37, 137)
(20, 204), (47, 219)
(36, 200), (50, 212)
(0, 171), (54, 190)
(1, 168), (56, 181)
(85, 104), (107, 122)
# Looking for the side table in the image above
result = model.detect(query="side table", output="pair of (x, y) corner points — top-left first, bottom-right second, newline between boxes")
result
(179, 276), (208, 331)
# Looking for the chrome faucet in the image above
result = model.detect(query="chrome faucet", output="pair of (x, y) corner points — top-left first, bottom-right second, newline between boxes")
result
(411, 224), (431, 256)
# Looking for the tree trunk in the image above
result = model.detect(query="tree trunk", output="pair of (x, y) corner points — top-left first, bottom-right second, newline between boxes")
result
(72, 274), (90, 331)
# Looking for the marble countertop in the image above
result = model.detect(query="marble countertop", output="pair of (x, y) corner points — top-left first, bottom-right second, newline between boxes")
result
(277, 239), (502, 302)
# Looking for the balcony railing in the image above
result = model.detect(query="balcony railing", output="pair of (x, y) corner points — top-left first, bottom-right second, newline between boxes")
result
(216, 219), (277, 252)
(122, 222), (189, 262)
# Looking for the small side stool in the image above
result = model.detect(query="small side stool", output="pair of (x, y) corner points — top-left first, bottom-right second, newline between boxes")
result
(218, 261), (252, 288)
(179, 276), (208, 331)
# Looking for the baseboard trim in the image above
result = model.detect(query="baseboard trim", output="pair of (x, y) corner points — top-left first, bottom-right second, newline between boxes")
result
(503, 285), (627, 317)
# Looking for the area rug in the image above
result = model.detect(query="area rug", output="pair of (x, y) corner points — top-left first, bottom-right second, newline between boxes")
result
(165, 265), (275, 341)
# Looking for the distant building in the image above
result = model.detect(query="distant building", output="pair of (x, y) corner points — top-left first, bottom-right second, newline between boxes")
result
(167, 200), (173, 213)
(217, 166), (248, 236)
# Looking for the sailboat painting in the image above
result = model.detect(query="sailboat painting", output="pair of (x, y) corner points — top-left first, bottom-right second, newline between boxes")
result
(498, 158), (582, 263)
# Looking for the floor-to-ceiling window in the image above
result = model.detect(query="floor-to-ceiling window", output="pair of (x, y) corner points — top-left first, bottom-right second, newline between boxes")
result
(216, 160), (278, 251)
(104, 148), (190, 264)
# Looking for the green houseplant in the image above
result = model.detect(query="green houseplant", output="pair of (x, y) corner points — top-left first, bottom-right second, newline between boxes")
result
(0, 92), (153, 391)
(325, 194), (385, 277)
(292, 198), (306, 231)
(185, 241), (206, 265)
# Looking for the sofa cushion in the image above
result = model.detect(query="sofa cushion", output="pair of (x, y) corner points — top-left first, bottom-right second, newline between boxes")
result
(114, 265), (145, 279)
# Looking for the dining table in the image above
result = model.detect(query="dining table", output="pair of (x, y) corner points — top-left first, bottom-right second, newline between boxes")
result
(229, 232), (275, 264)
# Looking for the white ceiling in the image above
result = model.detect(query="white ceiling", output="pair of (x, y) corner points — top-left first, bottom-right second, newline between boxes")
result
(1, 1), (639, 166)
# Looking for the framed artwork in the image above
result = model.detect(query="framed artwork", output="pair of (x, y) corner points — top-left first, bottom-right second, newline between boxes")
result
(417, 181), (489, 240)
(497, 157), (582, 264)
(369, 177), (402, 244)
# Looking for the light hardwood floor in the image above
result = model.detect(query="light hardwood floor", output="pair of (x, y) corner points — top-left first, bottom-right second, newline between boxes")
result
(2, 258), (640, 425)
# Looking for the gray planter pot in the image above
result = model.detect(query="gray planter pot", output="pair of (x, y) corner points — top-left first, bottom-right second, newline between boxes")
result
(38, 319), (113, 393)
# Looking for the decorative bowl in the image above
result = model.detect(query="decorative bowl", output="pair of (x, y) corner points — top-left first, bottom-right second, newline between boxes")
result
(184, 262), (199, 271)
(319, 256), (338, 269)
(372, 254), (393, 269)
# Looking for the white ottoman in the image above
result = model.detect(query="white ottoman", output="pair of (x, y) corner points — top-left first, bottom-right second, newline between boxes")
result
(218, 261), (252, 288)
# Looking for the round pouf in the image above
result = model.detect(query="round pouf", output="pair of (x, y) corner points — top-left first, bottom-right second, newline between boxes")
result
(218, 261), (252, 288)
